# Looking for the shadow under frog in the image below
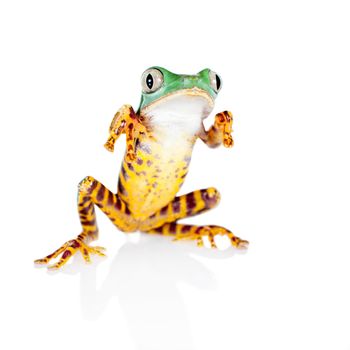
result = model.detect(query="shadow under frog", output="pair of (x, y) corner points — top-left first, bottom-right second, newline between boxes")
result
(53, 234), (242, 350)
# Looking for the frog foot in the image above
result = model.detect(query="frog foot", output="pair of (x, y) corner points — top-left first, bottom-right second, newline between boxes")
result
(174, 225), (249, 249)
(34, 235), (106, 270)
(223, 134), (234, 148)
(215, 111), (234, 148)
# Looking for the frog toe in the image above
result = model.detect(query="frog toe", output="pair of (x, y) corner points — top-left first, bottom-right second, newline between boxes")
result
(234, 238), (249, 250)
(34, 236), (106, 270)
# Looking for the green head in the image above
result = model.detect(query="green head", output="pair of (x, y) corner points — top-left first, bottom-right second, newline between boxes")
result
(137, 67), (222, 116)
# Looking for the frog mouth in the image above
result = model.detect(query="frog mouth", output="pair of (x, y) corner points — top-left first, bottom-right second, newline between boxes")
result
(141, 87), (214, 114)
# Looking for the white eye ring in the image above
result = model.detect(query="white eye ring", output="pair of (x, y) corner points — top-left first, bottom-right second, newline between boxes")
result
(141, 68), (164, 93)
(209, 70), (222, 93)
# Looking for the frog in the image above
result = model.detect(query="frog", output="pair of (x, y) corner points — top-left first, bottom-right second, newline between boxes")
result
(35, 67), (249, 270)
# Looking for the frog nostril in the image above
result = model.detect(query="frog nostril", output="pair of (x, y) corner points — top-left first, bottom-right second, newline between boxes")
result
(183, 76), (199, 89)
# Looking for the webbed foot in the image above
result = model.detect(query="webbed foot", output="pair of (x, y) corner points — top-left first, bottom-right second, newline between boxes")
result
(175, 225), (249, 249)
(34, 234), (106, 270)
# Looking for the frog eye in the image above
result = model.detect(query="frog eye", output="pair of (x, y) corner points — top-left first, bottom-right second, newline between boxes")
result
(141, 68), (164, 93)
(209, 70), (222, 93)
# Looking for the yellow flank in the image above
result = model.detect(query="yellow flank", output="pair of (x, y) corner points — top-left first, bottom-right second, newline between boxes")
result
(35, 105), (248, 270)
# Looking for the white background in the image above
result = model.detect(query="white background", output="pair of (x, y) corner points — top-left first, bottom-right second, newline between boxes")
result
(1, 1), (349, 349)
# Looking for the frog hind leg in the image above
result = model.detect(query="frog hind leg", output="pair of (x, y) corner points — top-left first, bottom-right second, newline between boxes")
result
(34, 176), (137, 269)
(139, 188), (248, 249)
(138, 187), (221, 232)
(146, 223), (249, 249)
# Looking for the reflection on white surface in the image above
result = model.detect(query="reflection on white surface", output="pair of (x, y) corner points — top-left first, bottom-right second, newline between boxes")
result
(58, 234), (240, 350)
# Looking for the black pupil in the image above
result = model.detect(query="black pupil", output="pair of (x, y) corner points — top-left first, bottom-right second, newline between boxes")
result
(146, 73), (153, 89)
(215, 75), (221, 90)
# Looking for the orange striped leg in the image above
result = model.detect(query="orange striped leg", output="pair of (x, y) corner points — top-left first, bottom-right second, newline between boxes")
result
(139, 187), (221, 232)
(104, 104), (146, 162)
(200, 111), (234, 148)
(146, 223), (249, 249)
(34, 176), (137, 269)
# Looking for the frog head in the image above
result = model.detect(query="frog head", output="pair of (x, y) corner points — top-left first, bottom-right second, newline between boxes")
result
(137, 67), (222, 128)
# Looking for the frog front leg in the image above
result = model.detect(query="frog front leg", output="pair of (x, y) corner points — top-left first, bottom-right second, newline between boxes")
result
(104, 104), (147, 161)
(199, 111), (234, 148)
(34, 176), (137, 270)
